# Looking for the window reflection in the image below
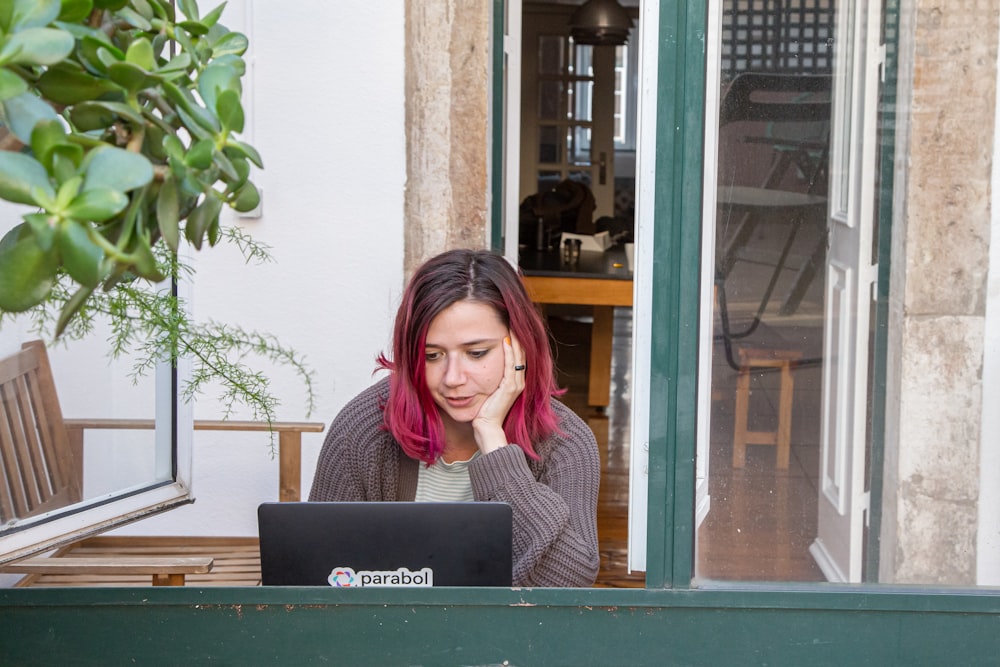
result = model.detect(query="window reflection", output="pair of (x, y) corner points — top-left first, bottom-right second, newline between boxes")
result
(698, 0), (836, 583)
(0, 325), (170, 534)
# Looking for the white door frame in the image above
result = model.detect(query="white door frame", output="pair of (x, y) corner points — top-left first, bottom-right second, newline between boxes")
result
(810, 0), (884, 583)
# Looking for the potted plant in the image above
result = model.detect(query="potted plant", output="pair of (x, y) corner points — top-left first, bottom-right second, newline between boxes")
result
(0, 0), (314, 422)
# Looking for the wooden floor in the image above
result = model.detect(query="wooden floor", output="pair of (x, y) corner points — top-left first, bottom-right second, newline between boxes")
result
(549, 305), (826, 586)
(547, 310), (644, 588)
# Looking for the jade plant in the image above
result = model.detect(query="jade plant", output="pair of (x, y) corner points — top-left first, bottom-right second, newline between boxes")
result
(0, 0), (315, 428)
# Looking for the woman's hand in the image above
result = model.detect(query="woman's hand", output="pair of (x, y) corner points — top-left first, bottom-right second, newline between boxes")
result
(472, 335), (526, 455)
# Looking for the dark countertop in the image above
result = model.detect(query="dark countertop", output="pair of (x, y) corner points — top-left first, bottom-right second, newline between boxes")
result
(518, 246), (633, 281)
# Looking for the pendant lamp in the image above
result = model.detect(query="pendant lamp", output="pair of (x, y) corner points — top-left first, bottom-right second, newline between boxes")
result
(568, 0), (634, 46)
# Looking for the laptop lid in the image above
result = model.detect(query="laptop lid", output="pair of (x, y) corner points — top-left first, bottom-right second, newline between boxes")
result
(257, 502), (513, 587)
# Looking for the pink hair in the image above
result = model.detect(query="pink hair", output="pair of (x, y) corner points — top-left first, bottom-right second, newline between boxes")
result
(377, 249), (563, 464)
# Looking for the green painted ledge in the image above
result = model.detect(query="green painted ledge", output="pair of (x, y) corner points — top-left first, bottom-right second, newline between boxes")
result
(3, 585), (1000, 666)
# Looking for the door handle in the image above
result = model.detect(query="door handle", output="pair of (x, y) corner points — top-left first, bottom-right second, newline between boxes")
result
(599, 151), (607, 185)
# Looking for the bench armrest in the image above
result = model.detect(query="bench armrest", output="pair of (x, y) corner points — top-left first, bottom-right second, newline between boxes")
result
(62, 419), (326, 502)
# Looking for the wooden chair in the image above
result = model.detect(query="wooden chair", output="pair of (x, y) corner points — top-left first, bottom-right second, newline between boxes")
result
(731, 346), (802, 470)
(0, 340), (324, 586)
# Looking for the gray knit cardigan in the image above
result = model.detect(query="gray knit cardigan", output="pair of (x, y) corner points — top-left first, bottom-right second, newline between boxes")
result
(308, 377), (601, 587)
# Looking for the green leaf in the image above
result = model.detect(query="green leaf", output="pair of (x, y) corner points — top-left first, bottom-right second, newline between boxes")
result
(157, 52), (192, 77)
(30, 118), (66, 168)
(209, 53), (246, 76)
(197, 62), (239, 112)
(107, 61), (152, 93)
(10, 0), (61, 31)
(211, 31), (249, 58)
(64, 187), (129, 221)
(175, 105), (215, 140)
(82, 147), (154, 193)
(79, 36), (123, 75)
(177, 19), (209, 37)
(0, 223), (58, 312)
(57, 218), (105, 287)
(117, 6), (152, 30)
(125, 37), (155, 70)
(55, 283), (96, 337)
(53, 174), (83, 212)
(37, 63), (125, 105)
(50, 147), (82, 184)
(207, 214), (220, 246)
(69, 100), (144, 133)
(30, 183), (59, 214)
(142, 122), (168, 161)
(230, 180), (259, 213)
(0, 68), (27, 101)
(156, 177), (180, 252)
(0, 150), (54, 205)
(67, 102), (115, 131)
(162, 134), (186, 162)
(163, 80), (220, 133)
(93, 0), (128, 9)
(0, 27), (75, 67)
(184, 194), (222, 250)
(172, 26), (200, 68)
(57, 0), (94, 23)
(176, 0), (199, 21)
(24, 212), (56, 251)
(145, 0), (170, 21)
(185, 138), (214, 170)
(213, 148), (238, 182)
(201, 2), (227, 28)
(129, 232), (164, 281)
(223, 139), (263, 169)
(228, 155), (250, 189)
(1, 90), (60, 143)
(216, 88), (244, 133)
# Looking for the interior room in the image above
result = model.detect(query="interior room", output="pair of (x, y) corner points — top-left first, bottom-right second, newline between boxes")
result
(520, 0), (835, 586)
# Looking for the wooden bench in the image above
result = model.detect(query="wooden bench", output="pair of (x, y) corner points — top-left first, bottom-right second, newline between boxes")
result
(0, 340), (324, 586)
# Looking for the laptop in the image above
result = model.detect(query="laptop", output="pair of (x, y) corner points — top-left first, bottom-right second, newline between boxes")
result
(257, 501), (513, 587)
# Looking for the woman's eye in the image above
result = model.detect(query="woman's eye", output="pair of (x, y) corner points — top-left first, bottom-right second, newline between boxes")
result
(425, 351), (443, 362)
(467, 349), (489, 360)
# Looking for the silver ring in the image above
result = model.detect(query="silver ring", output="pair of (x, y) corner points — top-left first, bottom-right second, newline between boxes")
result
(514, 364), (526, 371)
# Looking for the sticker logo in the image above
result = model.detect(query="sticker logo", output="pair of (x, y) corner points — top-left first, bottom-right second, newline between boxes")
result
(328, 568), (357, 587)
(327, 566), (433, 587)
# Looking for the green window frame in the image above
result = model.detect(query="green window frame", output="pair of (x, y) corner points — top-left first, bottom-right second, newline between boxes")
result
(3, 3), (1000, 665)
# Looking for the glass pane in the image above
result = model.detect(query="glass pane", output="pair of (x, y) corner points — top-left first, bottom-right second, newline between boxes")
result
(538, 124), (560, 163)
(539, 80), (564, 120)
(0, 308), (173, 534)
(538, 34), (565, 75)
(698, 0), (837, 583)
(572, 42), (593, 77)
(572, 80), (593, 122)
(569, 124), (592, 165)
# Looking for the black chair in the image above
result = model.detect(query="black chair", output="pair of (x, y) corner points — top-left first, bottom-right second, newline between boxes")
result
(714, 72), (832, 370)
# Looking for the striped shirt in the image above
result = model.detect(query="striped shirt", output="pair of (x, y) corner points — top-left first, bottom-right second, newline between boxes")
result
(414, 451), (480, 502)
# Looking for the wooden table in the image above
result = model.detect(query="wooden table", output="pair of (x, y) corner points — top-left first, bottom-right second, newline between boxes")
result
(519, 249), (633, 410)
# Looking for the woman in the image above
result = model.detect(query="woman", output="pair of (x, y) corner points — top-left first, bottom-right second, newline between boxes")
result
(309, 248), (601, 587)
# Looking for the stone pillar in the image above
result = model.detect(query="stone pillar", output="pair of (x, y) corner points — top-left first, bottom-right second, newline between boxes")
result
(883, 1), (999, 584)
(404, 1), (492, 275)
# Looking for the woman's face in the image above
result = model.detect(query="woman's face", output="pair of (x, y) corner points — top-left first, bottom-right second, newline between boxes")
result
(424, 299), (508, 428)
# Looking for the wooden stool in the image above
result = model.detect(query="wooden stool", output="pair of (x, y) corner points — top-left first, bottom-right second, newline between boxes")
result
(732, 347), (802, 469)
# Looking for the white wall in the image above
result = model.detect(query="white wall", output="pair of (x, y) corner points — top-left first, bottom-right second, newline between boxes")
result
(111, 0), (407, 537)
